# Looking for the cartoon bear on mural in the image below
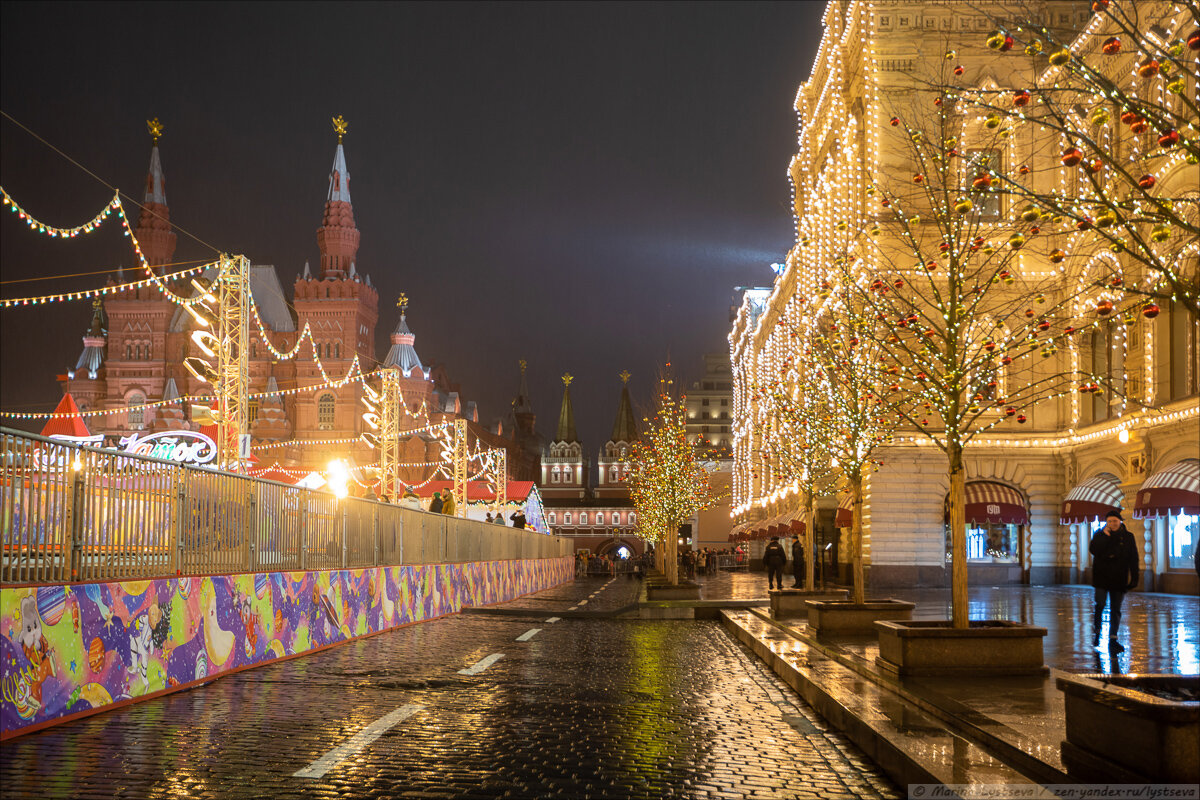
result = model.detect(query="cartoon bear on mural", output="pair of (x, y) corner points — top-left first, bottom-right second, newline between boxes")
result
(18, 595), (56, 704)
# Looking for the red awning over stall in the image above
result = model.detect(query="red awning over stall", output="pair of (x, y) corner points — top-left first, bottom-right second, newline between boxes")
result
(946, 481), (1028, 525)
(835, 494), (853, 528)
(1061, 475), (1124, 524)
(1134, 459), (1199, 518)
(40, 394), (91, 438)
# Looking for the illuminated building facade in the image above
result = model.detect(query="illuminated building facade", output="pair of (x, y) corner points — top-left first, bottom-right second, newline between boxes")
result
(539, 374), (642, 557)
(61, 127), (514, 488)
(730, 1), (1198, 593)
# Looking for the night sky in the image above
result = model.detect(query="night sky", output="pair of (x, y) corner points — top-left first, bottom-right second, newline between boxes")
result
(1, 1), (823, 449)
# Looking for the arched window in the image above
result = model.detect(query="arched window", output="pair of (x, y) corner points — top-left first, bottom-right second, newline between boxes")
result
(128, 392), (145, 429)
(248, 399), (260, 424)
(335, 342), (341, 359)
(125, 343), (132, 360)
(317, 393), (335, 430)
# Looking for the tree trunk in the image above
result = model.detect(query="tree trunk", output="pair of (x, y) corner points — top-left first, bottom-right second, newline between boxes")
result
(665, 526), (679, 585)
(655, 540), (665, 575)
(851, 474), (865, 605)
(804, 491), (816, 591)
(948, 442), (968, 628)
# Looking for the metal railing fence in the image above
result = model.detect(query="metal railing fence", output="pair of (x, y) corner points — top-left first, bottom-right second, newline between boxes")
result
(0, 427), (570, 585)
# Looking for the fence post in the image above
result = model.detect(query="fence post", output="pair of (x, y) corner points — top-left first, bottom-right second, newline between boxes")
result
(341, 504), (349, 569)
(398, 512), (405, 565)
(372, 505), (380, 567)
(299, 498), (308, 572)
(66, 467), (83, 583)
(172, 468), (187, 577)
(246, 485), (257, 573)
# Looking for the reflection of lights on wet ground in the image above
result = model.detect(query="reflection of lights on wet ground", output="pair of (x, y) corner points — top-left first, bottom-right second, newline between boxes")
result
(1177, 622), (1200, 674)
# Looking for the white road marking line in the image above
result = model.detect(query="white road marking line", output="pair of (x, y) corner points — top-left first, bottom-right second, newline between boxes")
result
(457, 653), (505, 675)
(545, 617), (561, 623)
(515, 628), (542, 642)
(578, 599), (588, 605)
(294, 703), (424, 779)
(568, 606), (578, 611)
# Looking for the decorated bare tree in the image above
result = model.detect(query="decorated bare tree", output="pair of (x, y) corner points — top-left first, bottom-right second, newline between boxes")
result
(803, 287), (904, 604)
(752, 352), (837, 592)
(957, 1), (1199, 318)
(840, 60), (1093, 628)
(627, 388), (720, 586)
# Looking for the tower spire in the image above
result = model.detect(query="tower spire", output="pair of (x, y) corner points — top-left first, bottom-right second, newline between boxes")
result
(555, 373), (578, 443)
(317, 115), (360, 280)
(611, 370), (636, 443)
(136, 117), (176, 269)
(383, 293), (426, 376)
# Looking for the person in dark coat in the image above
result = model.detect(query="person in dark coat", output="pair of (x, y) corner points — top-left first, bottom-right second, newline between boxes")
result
(428, 491), (444, 514)
(762, 537), (788, 591)
(790, 534), (805, 588)
(1089, 509), (1139, 653)
(509, 510), (527, 529)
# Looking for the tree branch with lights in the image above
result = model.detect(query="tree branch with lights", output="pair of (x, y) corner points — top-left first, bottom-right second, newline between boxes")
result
(954, 0), (1199, 318)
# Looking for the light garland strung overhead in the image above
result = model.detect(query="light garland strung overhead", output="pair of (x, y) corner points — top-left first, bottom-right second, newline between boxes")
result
(2, 188), (120, 239)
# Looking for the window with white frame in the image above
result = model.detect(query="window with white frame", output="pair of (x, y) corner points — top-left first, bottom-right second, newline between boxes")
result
(128, 392), (145, 429)
(317, 392), (336, 429)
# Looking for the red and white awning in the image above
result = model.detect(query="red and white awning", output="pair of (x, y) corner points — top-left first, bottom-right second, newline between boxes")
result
(945, 481), (1028, 525)
(1061, 475), (1124, 524)
(783, 508), (806, 534)
(1134, 459), (1199, 519)
(836, 494), (854, 528)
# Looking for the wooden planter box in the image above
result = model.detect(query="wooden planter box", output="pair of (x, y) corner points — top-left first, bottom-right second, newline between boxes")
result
(769, 588), (849, 618)
(1056, 673), (1199, 783)
(646, 582), (701, 601)
(874, 619), (1047, 677)
(805, 599), (914, 636)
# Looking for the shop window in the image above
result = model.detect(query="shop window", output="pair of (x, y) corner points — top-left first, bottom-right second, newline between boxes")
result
(1168, 513), (1198, 570)
(317, 393), (335, 430)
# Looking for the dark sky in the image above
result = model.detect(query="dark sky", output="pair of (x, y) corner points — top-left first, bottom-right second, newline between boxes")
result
(1, 1), (823, 449)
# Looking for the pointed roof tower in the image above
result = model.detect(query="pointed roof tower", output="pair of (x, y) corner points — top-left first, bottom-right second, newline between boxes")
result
(555, 373), (578, 444)
(41, 394), (91, 438)
(514, 359), (533, 415)
(383, 294), (427, 377)
(610, 370), (637, 444)
(135, 118), (177, 269)
(70, 299), (107, 380)
(316, 115), (360, 280)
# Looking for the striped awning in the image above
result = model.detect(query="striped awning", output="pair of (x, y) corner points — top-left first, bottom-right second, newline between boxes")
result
(784, 508), (806, 534)
(945, 481), (1028, 525)
(1061, 475), (1124, 524)
(836, 494), (854, 527)
(1134, 459), (1200, 519)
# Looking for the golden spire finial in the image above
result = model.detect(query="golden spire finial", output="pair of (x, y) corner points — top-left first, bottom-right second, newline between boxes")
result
(562, 373), (574, 387)
(619, 370), (631, 385)
(332, 115), (349, 143)
(397, 293), (408, 313)
(146, 118), (163, 143)
(519, 359), (527, 374)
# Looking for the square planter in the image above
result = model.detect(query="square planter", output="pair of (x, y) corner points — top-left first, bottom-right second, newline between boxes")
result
(769, 588), (849, 619)
(1056, 673), (1199, 783)
(646, 582), (701, 601)
(805, 599), (914, 636)
(874, 619), (1047, 677)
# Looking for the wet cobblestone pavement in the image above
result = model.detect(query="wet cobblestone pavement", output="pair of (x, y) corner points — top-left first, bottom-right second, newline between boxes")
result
(0, 577), (902, 799)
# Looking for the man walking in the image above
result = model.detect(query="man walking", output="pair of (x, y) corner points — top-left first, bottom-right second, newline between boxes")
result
(1090, 509), (1139, 652)
(790, 534), (805, 589)
(763, 536), (788, 591)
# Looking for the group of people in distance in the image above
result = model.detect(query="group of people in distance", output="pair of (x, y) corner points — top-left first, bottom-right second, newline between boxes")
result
(390, 487), (526, 528)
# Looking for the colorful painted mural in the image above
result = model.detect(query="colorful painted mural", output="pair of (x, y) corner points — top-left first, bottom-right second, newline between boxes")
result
(1, 556), (572, 738)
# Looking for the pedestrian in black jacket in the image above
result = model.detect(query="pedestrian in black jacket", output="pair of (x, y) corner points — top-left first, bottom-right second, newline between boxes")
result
(790, 535), (805, 588)
(762, 537), (788, 591)
(1089, 509), (1139, 653)
(429, 491), (444, 514)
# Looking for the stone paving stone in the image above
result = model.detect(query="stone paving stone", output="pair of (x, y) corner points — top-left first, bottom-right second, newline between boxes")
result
(0, 577), (902, 800)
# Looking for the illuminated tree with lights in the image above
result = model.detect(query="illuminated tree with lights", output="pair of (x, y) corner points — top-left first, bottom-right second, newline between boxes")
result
(804, 289), (904, 604)
(841, 60), (1095, 628)
(752, 353), (837, 593)
(955, 1), (1198, 318)
(627, 388), (720, 586)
